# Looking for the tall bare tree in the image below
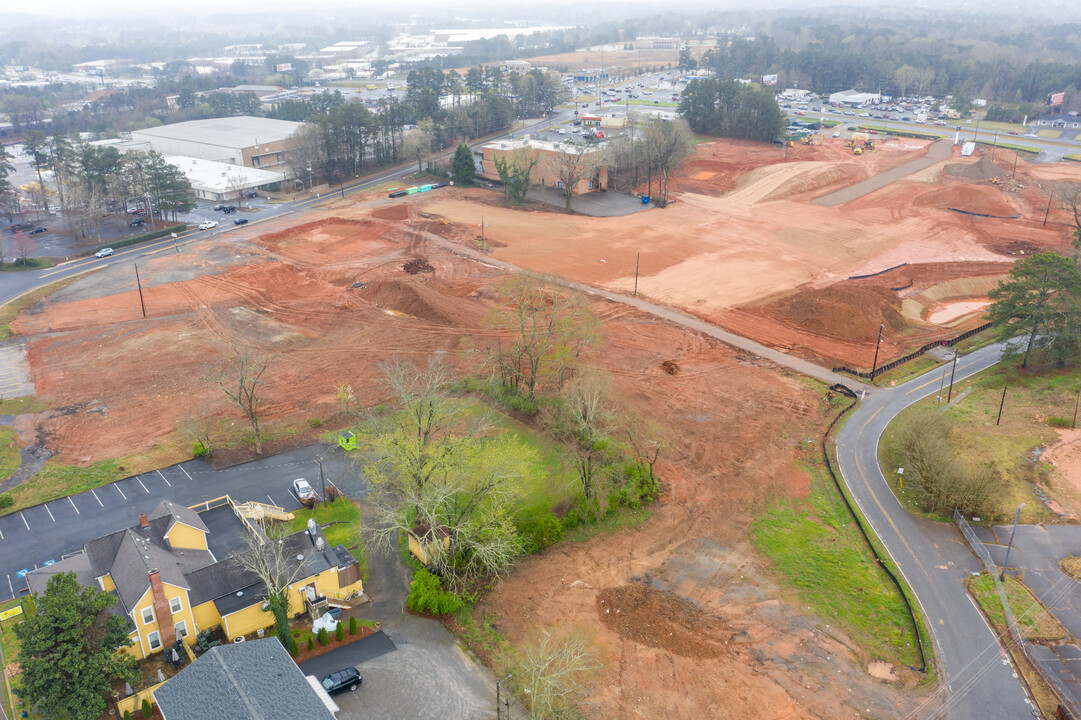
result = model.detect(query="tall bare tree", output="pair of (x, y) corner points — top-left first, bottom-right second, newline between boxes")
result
(209, 345), (274, 454)
(506, 629), (603, 720)
(545, 145), (602, 212)
(549, 370), (616, 502)
(1056, 182), (1081, 265)
(643, 118), (693, 207)
(482, 275), (601, 401)
(233, 524), (309, 650)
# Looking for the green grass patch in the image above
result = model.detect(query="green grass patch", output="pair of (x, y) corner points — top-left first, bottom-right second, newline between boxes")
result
(881, 363), (1080, 524)
(83, 224), (188, 257)
(968, 573), (1065, 641)
(0, 596), (33, 720)
(752, 456), (924, 666)
(0, 274), (83, 340)
(627, 99), (678, 107)
(819, 119), (842, 128)
(0, 426), (19, 485)
(0, 258), (53, 272)
(0, 396), (48, 415)
(0, 459), (125, 516)
(283, 497), (367, 581)
(853, 124), (942, 140)
(1035, 129), (1062, 139)
(974, 139), (1040, 154)
(1065, 154), (1081, 162)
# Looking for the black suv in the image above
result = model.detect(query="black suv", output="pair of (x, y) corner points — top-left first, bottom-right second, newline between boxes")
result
(222, 206), (237, 214)
(321, 667), (361, 695)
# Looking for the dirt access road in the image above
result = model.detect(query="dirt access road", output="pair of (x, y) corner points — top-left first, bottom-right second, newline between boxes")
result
(812, 139), (954, 206)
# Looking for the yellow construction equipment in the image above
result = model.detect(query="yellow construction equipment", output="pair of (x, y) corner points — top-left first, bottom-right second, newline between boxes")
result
(853, 146), (864, 155)
(801, 133), (822, 145)
(234, 501), (295, 522)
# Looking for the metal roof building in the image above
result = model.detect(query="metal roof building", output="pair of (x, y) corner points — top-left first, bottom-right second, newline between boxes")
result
(164, 156), (289, 201)
(131, 116), (302, 170)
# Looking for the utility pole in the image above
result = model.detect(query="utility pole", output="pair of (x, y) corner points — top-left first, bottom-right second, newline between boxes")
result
(996, 384), (1008, 425)
(1012, 149), (1019, 178)
(870, 322), (885, 379)
(1000, 503), (1026, 581)
(946, 349), (959, 403)
(134, 263), (147, 319)
(1044, 188), (1054, 226)
(1073, 382), (1081, 429)
(496, 674), (512, 720)
(991, 130), (998, 161)
(634, 252), (640, 296)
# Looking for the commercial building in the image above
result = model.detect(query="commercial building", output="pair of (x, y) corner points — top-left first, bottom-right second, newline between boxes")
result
(635, 36), (679, 50)
(828, 90), (881, 107)
(165, 157), (288, 201)
(481, 138), (607, 195)
(26, 497), (363, 662)
(131, 116), (302, 170)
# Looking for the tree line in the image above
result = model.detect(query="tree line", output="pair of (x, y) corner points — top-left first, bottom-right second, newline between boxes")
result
(677, 77), (787, 142)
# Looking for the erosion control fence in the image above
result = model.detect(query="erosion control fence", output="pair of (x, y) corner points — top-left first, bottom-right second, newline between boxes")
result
(824, 384), (928, 672)
(833, 323), (992, 381)
(954, 510), (1079, 717)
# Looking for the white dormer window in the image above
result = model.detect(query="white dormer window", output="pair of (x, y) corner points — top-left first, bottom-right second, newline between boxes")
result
(141, 606), (155, 625)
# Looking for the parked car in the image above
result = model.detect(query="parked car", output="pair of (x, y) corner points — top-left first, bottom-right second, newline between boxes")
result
(198, 220), (219, 230)
(222, 206), (237, 214)
(213, 204), (226, 211)
(243, 192), (258, 199)
(324, 607), (342, 620)
(9, 222), (33, 233)
(130, 208), (146, 215)
(832, 131), (841, 138)
(293, 478), (319, 502)
(234, 218), (249, 225)
(29, 227), (47, 234)
(95, 248), (114, 258)
(320, 668), (361, 696)
(130, 218), (145, 227)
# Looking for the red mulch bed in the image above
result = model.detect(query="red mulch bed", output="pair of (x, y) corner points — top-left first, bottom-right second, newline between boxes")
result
(291, 625), (377, 665)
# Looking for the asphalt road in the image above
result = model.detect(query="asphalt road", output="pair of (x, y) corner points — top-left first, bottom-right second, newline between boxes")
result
(0, 111), (569, 310)
(835, 340), (1040, 720)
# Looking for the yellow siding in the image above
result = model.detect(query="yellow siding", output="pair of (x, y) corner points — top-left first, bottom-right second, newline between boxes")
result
(221, 603), (274, 641)
(98, 574), (115, 592)
(165, 522), (208, 550)
(129, 583), (198, 657)
(119, 680), (165, 717)
(192, 600), (221, 635)
(408, 534), (449, 565)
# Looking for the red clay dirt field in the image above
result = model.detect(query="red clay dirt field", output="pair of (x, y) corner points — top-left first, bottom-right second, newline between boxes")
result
(418, 137), (1077, 369)
(9, 194), (930, 718)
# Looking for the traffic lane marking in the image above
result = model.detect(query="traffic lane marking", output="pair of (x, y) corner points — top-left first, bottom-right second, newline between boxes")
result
(37, 229), (202, 278)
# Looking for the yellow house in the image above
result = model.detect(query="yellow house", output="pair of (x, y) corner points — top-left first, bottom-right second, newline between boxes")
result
(27, 498), (363, 659)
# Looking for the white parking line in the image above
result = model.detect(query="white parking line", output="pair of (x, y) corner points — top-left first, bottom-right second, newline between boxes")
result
(19, 512), (29, 530)
(6, 575), (12, 597)
(91, 488), (103, 507)
(137, 477), (150, 494)
(157, 470), (171, 487)
(69, 496), (80, 515)
(0, 524), (4, 540)
(44, 504), (55, 522)
(116, 484), (127, 500)
(178, 465), (194, 481)
(267, 494), (276, 506)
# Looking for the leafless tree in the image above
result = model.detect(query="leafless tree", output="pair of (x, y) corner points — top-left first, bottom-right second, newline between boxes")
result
(506, 629), (603, 720)
(618, 408), (668, 484)
(643, 117), (693, 207)
(545, 370), (616, 502)
(233, 524), (308, 648)
(226, 173), (247, 209)
(1056, 182), (1081, 265)
(482, 275), (601, 401)
(208, 345), (274, 455)
(545, 145), (603, 212)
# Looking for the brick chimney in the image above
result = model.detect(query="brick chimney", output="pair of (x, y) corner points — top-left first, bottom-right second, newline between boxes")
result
(138, 513), (148, 528)
(147, 569), (176, 650)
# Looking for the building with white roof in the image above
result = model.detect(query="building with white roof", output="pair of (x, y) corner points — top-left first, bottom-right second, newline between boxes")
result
(131, 116), (302, 170)
(828, 90), (881, 106)
(165, 156), (288, 201)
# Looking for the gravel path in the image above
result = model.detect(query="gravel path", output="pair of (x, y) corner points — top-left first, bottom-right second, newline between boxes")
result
(812, 139), (954, 207)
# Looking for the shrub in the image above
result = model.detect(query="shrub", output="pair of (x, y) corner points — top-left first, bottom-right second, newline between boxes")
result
(307, 637), (315, 651)
(124, 711), (132, 720)
(0, 493), (13, 509)
(290, 638), (299, 656)
(1047, 416), (1072, 428)
(309, 417), (322, 428)
(349, 616), (358, 635)
(518, 512), (564, 553)
(22, 594), (36, 618)
(142, 698), (152, 720)
(191, 441), (207, 458)
(86, 224), (187, 256)
(407, 569), (461, 615)
(335, 622), (345, 641)
(318, 627), (329, 646)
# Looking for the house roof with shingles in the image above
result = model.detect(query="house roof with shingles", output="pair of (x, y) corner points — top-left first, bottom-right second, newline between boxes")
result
(153, 638), (337, 720)
(149, 499), (210, 535)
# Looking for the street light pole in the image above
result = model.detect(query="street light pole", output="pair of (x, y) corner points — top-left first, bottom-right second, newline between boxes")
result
(946, 348), (959, 403)
(496, 674), (512, 720)
(1000, 503), (1026, 581)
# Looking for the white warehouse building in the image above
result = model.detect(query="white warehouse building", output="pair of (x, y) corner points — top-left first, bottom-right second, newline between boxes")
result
(165, 157), (288, 201)
(828, 90), (881, 107)
(131, 116), (302, 170)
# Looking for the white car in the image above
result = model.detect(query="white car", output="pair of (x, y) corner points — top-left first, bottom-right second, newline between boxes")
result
(832, 131), (841, 138)
(94, 247), (114, 258)
(293, 478), (319, 502)
(198, 220), (219, 230)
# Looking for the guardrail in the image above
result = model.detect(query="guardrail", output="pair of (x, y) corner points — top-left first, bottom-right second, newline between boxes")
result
(833, 323), (992, 381)
(954, 510), (1079, 717)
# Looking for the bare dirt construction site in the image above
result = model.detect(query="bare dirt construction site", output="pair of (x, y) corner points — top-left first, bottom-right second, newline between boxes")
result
(418, 137), (1077, 368)
(9, 189), (929, 717)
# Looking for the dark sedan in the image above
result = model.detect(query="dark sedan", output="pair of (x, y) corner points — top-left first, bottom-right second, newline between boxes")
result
(234, 218), (249, 225)
(29, 227), (47, 234)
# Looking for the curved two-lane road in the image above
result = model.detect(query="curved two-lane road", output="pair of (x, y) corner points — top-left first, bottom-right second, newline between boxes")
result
(835, 341), (1038, 720)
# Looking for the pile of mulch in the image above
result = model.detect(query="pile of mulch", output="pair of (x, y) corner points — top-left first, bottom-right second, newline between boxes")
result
(358, 279), (452, 324)
(944, 155), (1006, 181)
(403, 259), (434, 274)
(768, 284), (908, 343)
(596, 584), (727, 659)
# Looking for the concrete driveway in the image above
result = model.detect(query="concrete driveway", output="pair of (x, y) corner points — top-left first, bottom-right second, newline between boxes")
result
(526, 186), (651, 217)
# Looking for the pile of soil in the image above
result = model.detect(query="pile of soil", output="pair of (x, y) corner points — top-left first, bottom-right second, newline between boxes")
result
(595, 584), (727, 659)
(403, 259), (434, 274)
(356, 279), (452, 324)
(912, 182), (1017, 217)
(769, 285), (907, 343)
(371, 204), (412, 222)
(944, 155), (1006, 181)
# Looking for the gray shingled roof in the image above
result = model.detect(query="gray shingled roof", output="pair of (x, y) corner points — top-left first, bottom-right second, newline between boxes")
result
(153, 638), (336, 720)
(149, 500), (210, 536)
(26, 552), (94, 597)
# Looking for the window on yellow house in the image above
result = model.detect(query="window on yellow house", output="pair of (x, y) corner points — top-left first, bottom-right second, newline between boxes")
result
(141, 607), (155, 625)
(169, 596), (183, 615)
(175, 621), (188, 639)
(148, 631), (161, 651)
